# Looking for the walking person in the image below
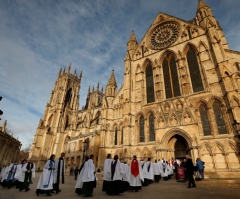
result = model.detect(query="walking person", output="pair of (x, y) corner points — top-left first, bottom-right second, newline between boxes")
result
(185, 155), (196, 188)
(121, 158), (130, 191)
(53, 152), (65, 194)
(81, 154), (97, 197)
(75, 155), (89, 195)
(196, 158), (205, 180)
(74, 167), (79, 180)
(22, 159), (35, 192)
(129, 155), (144, 192)
(102, 154), (112, 192)
(36, 154), (55, 196)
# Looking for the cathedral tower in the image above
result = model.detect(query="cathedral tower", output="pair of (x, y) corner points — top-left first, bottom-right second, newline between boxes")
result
(29, 64), (82, 168)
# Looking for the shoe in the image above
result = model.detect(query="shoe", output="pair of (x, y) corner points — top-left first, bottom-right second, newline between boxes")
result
(36, 193), (39, 196)
(46, 193), (52, 196)
(19, 189), (23, 191)
(187, 186), (191, 188)
(192, 186), (196, 188)
(56, 189), (61, 194)
(25, 188), (30, 192)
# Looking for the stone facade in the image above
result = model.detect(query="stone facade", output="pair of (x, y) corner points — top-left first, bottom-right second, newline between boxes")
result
(30, 0), (240, 172)
(0, 121), (21, 165)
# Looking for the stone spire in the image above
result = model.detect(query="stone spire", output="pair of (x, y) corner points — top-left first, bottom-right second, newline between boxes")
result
(128, 30), (137, 43)
(79, 71), (82, 81)
(107, 70), (117, 87)
(197, 0), (209, 11)
(68, 63), (71, 73)
(97, 82), (99, 91)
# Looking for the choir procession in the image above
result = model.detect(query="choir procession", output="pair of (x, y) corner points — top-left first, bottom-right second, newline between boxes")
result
(0, 153), (199, 197)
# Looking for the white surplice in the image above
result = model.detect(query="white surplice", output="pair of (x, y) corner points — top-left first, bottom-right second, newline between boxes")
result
(75, 161), (87, 189)
(121, 163), (130, 183)
(82, 159), (97, 183)
(103, 159), (112, 181)
(36, 160), (55, 190)
(129, 160), (144, 187)
(107, 160), (124, 181)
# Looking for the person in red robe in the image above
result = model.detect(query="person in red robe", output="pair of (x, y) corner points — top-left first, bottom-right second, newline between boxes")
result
(129, 155), (144, 192)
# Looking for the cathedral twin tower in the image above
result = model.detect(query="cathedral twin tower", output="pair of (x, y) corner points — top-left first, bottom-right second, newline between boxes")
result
(30, 0), (240, 174)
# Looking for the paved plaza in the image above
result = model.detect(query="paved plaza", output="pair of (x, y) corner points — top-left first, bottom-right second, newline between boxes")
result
(0, 173), (239, 199)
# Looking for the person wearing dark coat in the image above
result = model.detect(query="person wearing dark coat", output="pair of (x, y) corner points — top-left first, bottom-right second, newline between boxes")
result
(185, 155), (196, 188)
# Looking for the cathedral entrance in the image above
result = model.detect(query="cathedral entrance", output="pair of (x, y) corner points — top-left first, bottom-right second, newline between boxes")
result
(168, 134), (189, 159)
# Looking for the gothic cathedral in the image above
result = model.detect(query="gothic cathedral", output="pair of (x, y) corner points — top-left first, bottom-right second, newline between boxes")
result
(30, 0), (240, 174)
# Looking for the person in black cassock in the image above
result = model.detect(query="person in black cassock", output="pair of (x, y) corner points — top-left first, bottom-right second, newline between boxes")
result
(185, 155), (196, 188)
(53, 152), (65, 194)
(23, 159), (35, 192)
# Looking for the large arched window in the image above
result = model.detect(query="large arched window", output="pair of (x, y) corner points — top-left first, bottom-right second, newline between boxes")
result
(146, 64), (155, 103)
(162, 54), (181, 99)
(199, 104), (211, 136)
(65, 88), (72, 106)
(139, 116), (145, 142)
(114, 128), (118, 145)
(213, 102), (227, 134)
(149, 114), (155, 141)
(187, 49), (204, 92)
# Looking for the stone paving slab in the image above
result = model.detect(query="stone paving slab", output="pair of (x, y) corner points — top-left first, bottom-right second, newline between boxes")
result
(0, 173), (239, 199)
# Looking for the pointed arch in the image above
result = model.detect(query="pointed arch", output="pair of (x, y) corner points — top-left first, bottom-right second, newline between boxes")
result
(161, 128), (193, 148)
(199, 103), (211, 136)
(160, 50), (181, 99)
(200, 142), (212, 155)
(212, 101), (227, 134)
(149, 113), (155, 141)
(134, 147), (142, 157)
(186, 46), (204, 92)
(142, 147), (151, 157)
(145, 61), (155, 103)
(212, 141), (225, 154)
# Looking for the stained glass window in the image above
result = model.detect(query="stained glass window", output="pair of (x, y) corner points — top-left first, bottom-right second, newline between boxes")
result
(163, 54), (181, 99)
(146, 64), (155, 103)
(199, 104), (211, 136)
(213, 102), (227, 134)
(140, 116), (145, 142)
(149, 114), (155, 141)
(114, 128), (118, 145)
(187, 49), (204, 92)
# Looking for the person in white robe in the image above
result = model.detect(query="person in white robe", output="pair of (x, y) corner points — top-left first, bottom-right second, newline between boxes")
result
(4, 161), (18, 189)
(1, 163), (10, 186)
(145, 158), (154, 184)
(102, 154), (112, 192)
(121, 158), (130, 191)
(129, 155), (144, 192)
(81, 154), (97, 197)
(152, 160), (161, 183)
(53, 152), (65, 194)
(0, 165), (5, 184)
(106, 155), (124, 195)
(14, 160), (23, 189)
(161, 160), (168, 181)
(166, 161), (173, 179)
(75, 155), (89, 195)
(15, 159), (28, 191)
(140, 158), (149, 186)
(36, 154), (55, 196)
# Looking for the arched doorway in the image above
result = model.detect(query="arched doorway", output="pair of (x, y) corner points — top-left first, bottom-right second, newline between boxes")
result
(168, 134), (189, 159)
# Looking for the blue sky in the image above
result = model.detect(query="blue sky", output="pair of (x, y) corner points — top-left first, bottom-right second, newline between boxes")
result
(0, 0), (240, 149)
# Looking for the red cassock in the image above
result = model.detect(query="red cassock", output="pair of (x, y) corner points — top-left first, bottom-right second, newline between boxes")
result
(131, 160), (139, 177)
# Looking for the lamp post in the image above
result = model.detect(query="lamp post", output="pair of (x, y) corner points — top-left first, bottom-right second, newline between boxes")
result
(82, 139), (87, 163)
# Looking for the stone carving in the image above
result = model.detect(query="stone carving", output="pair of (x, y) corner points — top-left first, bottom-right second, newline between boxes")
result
(149, 22), (180, 50)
